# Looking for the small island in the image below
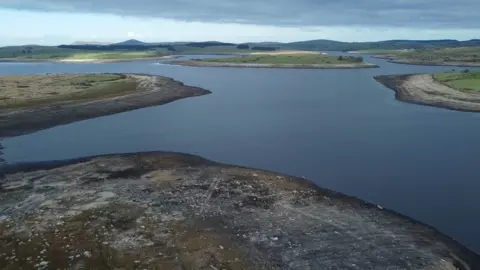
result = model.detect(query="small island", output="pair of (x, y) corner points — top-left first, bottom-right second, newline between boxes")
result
(375, 70), (480, 112)
(170, 51), (379, 69)
(1, 151), (479, 269)
(0, 73), (211, 137)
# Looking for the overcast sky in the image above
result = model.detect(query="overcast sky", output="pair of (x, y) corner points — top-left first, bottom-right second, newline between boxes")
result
(1, 0), (479, 45)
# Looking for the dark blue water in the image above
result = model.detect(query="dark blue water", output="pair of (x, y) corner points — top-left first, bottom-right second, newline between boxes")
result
(1, 54), (480, 252)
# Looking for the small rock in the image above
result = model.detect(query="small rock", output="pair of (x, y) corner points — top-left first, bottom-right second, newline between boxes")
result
(140, 225), (145, 229)
(102, 241), (109, 245)
(84, 251), (92, 258)
(219, 245), (224, 250)
(271, 237), (279, 241)
(134, 260), (141, 264)
(38, 261), (49, 266)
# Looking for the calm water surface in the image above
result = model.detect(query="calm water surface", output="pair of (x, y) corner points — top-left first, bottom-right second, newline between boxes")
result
(1, 54), (480, 252)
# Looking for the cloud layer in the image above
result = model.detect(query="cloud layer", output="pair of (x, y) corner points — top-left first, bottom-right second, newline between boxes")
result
(2, 0), (480, 28)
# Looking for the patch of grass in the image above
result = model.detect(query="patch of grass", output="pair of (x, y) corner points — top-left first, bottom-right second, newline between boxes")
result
(64, 51), (166, 60)
(434, 71), (480, 92)
(371, 47), (480, 63)
(0, 46), (168, 60)
(0, 74), (140, 110)
(201, 54), (364, 65)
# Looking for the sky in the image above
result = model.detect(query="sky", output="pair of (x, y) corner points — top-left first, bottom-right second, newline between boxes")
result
(1, 0), (479, 46)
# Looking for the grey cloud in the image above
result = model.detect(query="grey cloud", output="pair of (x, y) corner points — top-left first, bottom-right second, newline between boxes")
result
(3, 0), (480, 28)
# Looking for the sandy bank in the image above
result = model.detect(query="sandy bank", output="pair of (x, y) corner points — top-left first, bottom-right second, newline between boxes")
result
(1, 151), (478, 269)
(249, 50), (327, 55)
(375, 74), (480, 112)
(169, 60), (379, 69)
(0, 74), (211, 138)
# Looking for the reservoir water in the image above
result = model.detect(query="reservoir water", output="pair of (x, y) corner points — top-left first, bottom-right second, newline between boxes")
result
(1, 54), (480, 252)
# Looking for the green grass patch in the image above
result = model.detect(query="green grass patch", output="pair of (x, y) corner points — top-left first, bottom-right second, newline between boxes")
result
(370, 46), (480, 63)
(0, 74), (140, 110)
(200, 54), (364, 65)
(434, 71), (480, 92)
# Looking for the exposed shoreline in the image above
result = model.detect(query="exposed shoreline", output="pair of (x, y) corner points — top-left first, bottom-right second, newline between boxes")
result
(0, 74), (211, 138)
(1, 151), (479, 269)
(0, 55), (177, 63)
(168, 60), (379, 69)
(374, 73), (480, 112)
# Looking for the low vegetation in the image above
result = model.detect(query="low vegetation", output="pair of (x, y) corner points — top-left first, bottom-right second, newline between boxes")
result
(434, 70), (480, 92)
(200, 53), (364, 65)
(363, 47), (480, 65)
(0, 74), (139, 110)
(0, 46), (168, 61)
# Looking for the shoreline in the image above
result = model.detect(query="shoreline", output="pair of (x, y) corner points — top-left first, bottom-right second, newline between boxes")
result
(0, 55), (177, 63)
(168, 60), (379, 69)
(0, 73), (211, 138)
(374, 73), (480, 112)
(1, 151), (479, 269)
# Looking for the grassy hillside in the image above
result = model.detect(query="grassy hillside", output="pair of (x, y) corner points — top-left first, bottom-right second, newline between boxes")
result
(434, 71), (480, 92)
(282, 39), (480, 52)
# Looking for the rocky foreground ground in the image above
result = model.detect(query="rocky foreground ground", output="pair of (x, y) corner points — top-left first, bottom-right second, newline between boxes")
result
(0, 152), (478, 269)
(375, 74), (480, 112)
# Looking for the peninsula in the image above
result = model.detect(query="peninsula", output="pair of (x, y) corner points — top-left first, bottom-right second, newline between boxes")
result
(0, 73), (211, 137)
(1, 151), (479, 269)
(170, 51), (379, 69)
(375, 71), (480, 112)
(354, 47), (480, 67)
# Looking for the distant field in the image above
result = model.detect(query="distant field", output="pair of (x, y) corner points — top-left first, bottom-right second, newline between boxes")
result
(363, 47), (480, 64)
(434, 71), (480, 92)
(0, 46), (168, 61)
(200, 53), (364, 65)
(0, 74), (139, 109)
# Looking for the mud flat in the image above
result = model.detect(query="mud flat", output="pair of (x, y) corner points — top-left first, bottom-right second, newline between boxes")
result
(375, 74), (480, 112)
(0, 73), (211, 138)
(169, 60), (379, 69)
(1, 151), (479, 269)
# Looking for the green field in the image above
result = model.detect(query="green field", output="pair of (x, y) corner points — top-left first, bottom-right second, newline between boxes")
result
(200, 54), (364, 65)
(363, 47), (480, 64)
(0, 46), (168, 60)
(434, 71), (480, 92)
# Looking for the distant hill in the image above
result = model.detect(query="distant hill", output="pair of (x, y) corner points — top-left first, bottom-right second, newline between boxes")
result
(112, 39), (149, 46)
(280, 39), (480, 51)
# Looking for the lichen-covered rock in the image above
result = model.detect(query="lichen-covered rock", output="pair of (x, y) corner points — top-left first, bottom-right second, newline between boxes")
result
(0, 152), (478, 269)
